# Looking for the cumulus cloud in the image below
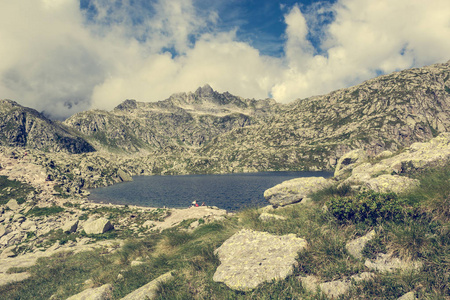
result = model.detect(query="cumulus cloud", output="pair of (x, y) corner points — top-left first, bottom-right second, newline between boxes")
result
(271, 0), (450, 102)
(0, 0), (449, 119)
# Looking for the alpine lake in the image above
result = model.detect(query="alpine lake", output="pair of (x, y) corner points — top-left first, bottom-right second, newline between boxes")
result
(88, 171), (333, 211)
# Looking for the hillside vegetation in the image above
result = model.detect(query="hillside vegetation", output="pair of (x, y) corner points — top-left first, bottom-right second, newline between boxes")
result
(0, 161), (448, 299)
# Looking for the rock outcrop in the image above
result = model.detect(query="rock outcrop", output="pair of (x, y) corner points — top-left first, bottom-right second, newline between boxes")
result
(213, 229), (307, 291)
(264, 177), (332, 206)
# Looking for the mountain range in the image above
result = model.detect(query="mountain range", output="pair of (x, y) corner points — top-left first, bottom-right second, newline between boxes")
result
(1, 61), (449, 175)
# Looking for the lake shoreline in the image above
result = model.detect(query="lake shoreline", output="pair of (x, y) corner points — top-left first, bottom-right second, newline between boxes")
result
(87, 171), (334, 211)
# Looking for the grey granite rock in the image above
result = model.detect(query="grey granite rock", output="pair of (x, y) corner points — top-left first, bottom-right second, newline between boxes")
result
(213, 229), (307, 291)
(363, 175), (420, 194)
(6, 199), (20, 211)
(62, 219), (79, 233)
(365, 253), (422, 272)
(121, 271), (173, 300)
(66, 283), (113, 300)
(334, 149), (369, 180)
(0, 272), (31, 287)
(346, 230), (376, 260)
(82, 218), (113, 235)
(301, 272), (374, 298)
(264, 177), (331, 207)
(397, 291), (417, 300)
(259, 213), (286, 222)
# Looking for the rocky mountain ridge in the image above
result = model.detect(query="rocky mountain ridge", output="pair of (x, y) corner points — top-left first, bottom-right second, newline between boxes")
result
(64, 84), (277, 153)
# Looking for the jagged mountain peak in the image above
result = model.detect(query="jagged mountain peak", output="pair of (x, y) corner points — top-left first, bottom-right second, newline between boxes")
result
(194, 84), (215, 97)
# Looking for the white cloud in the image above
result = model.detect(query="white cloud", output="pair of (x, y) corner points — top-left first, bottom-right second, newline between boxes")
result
(0, 0), (449, 119)
(271, 0), (450, 102)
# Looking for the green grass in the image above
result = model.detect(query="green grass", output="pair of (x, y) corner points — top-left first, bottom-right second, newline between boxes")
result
(25, 206), (65, 217)
(0, 175), (35, 205)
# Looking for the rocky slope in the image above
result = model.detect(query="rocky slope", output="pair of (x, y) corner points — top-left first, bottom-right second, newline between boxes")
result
(0, 100), (95, 154)
(194, 61), (450, 172)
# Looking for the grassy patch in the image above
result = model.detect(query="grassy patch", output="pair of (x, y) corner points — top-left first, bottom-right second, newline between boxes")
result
(0, 175), (35, 205)
(25, 206), (65, 217)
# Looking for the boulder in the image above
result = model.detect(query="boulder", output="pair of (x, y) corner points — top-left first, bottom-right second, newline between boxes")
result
(83, 218), (113, 235)
(213, 229), (307, 291)
(264, 177), (331, 207)
(365, 253), (422, 272)
(363, 175), (420, 194)
(346, 230), (376, 260)
(62, 219), (79, 233)
(121, 271), (173, 300)
(117, 169), (132, 182)
(334, 149), (369, 179)
(6, 199), (20, 211)
(66, 283), (113, 300)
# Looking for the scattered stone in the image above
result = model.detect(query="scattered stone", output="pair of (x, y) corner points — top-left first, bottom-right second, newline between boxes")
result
(189, 220), (200, 229)
(66, 283), (113, 300)
(62, 219), (79, 233)
(83, 218), (114, 235)
(0, 246), (16, 258)
(6, 199), (20, 211)
(259, 212), (286, 222)
(264, 177), (332, 207)
(397, 291), (417, 300)
(20, 219), (36, 230)
(258, 205), (275, 213)
(375, 150), (393, 159)
(0, 272), (31, 287)
(213, 229), (307, 291)
(121, 271), (173, 300)
(130, 260), (144, 266)
(117, 169), (132, 182)
(346, 230), (376, 260)
(0, 224), (6, 238)
(301, 272), (374, 298)
(12, 213), (25, 223)
(365, 253), (422, 272)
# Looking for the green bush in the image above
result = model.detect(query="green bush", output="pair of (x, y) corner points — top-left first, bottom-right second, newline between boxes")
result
(328, 191), (406, 225)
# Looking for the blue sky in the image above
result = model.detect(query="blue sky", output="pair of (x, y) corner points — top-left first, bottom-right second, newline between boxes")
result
(0, 0), (449, 119)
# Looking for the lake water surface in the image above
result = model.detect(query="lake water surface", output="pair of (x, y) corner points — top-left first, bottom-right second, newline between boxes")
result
(88, 171), (332, 211)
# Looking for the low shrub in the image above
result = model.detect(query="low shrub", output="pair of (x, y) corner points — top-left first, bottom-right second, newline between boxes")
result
(328, 191), (407, 225)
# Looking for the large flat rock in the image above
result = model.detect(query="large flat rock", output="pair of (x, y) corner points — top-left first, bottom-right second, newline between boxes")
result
(213, 229), (307, 291)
